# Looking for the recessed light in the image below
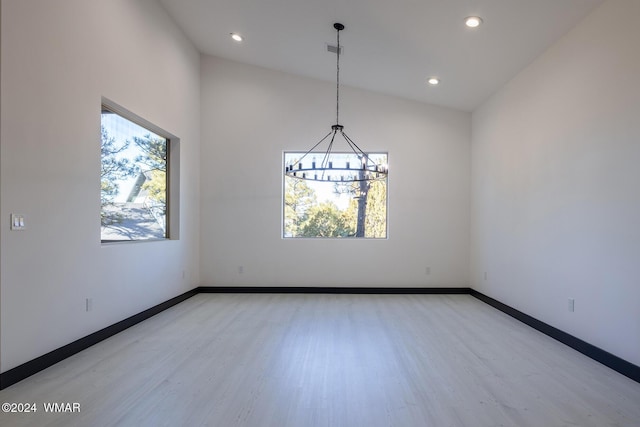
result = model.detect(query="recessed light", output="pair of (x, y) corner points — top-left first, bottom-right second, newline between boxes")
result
(464, 16), (483, 28)
(230, 33), (243, 42)
(427, 77), (440, 86)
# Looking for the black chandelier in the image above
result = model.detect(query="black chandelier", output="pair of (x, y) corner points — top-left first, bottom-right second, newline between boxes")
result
(284, 23), (388, 183)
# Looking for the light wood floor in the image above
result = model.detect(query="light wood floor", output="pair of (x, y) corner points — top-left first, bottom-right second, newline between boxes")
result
(1, 294), (639, 426)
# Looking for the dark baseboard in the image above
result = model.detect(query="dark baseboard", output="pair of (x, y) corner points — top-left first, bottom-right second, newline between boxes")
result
(2, 286), (637, 389)
(469, 289), (640, 383)
(196, 286), (471, 294)
(0, 288), (198, 390)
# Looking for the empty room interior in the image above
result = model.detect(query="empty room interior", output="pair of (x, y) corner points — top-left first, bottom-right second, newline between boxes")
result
(1, 0), (639, 425)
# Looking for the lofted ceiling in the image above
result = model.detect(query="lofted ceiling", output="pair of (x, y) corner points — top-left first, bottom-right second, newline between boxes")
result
(159, 0), (604, 112)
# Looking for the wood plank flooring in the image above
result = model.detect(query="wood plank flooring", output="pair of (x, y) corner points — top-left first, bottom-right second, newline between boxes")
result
(1, 294), (639, 426)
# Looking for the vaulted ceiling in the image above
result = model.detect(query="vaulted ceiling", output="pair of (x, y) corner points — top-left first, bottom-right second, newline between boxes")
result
(159, 0), (604, 111)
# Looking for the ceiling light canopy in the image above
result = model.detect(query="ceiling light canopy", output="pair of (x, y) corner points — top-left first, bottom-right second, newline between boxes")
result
(464, 16), (483, 28)
(230, 33), (243, 42)
(284, 23), (388, 183)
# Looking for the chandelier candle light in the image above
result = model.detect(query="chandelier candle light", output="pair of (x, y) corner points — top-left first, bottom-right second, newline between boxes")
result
(284, 23), (388, 183)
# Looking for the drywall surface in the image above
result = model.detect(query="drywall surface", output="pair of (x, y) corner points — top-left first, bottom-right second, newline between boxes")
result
(0, 0), (201, 371)
(200, 56), (471, 288)
(471, 0), (640, 365)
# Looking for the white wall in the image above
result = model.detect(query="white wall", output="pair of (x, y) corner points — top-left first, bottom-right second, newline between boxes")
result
(0, 0), (201, 371)
(200, 56), (470, 288)
(471, 0), (640, 365)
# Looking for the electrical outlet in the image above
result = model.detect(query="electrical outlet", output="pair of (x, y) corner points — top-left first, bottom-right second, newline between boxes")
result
(484, 272), (488, 281)
(86, 298), (93, 312)
(238, 266), (244, 274)
(568, 298), (575, 312)
(425, 267), (431, 275)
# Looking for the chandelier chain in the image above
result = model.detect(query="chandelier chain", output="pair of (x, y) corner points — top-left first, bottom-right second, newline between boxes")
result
(336, 27), (340, 126)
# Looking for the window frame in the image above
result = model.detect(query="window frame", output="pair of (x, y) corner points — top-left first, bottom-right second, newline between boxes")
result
(282, 151), (389, 240)
(100, 98), (180, 243)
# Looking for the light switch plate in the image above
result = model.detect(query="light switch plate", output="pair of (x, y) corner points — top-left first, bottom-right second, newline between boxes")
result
(10, 214), (26, 230)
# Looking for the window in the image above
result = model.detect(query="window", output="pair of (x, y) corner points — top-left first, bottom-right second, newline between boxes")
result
(100, 102), (174, 242)
(283, 152), (388, 238)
